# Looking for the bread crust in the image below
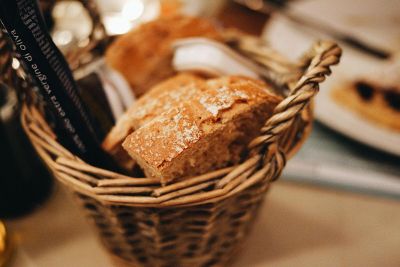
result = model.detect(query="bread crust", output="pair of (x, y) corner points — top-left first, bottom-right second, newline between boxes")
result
(102, 73), (204, 153)
(122, 75), (282, 184)
(105, 15), (221, 97)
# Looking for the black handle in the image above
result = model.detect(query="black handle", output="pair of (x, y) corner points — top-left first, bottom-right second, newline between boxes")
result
(258, 0), (392, 60)
(340, 36), (390, 60)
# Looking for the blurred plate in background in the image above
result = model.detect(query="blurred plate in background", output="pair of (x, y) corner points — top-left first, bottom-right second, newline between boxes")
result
(264, 0), (400, 156)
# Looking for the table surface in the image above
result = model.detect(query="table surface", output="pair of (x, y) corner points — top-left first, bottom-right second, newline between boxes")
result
(3, 2), (400, 267)
(5, 181), (400, 267)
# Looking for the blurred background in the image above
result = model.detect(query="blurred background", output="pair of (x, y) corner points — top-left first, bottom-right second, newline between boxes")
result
(1, 0), (399, 266)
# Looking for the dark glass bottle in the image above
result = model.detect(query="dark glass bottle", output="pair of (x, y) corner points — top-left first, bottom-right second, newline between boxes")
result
(0, 83), (53, 218)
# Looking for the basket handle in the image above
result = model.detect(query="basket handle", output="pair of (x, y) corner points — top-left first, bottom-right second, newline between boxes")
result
(248, 40), (342, 181)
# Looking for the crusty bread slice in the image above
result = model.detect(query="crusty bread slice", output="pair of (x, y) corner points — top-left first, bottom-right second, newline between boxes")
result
(102, 73), (204, 156)
(105, 15), (221, 97)
(122, 76), (282, 184)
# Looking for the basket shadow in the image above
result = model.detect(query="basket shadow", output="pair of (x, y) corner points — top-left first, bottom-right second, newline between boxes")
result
(232, 193), (346, 266)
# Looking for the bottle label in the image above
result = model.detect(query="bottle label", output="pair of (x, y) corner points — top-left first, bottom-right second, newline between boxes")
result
(0, 0), (115, 168)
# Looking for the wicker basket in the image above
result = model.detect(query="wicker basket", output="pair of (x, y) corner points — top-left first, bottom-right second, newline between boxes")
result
(20, 38), (340, 267)
(1, 1), (341, 266)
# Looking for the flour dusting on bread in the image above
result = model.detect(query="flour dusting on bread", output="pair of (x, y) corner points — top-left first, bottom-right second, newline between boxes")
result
(122, 75), (282, 184)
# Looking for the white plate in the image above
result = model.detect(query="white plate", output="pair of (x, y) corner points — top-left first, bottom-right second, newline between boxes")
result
(264, 0), (400, 156)
(315, 62), (400, 157)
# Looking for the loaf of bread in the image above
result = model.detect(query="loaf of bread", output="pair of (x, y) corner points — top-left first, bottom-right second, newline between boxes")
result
(102, 73), (205, 168)
(105, 15), (221, 97)
(122, 75), (282, 184)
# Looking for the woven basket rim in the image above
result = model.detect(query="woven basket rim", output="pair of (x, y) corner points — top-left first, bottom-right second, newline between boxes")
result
(21, 39), (341, 207)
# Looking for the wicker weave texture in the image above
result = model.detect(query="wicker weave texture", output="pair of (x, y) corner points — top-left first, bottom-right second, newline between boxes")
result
(76, 182), (267, 267)
(19, 39), (341, 266)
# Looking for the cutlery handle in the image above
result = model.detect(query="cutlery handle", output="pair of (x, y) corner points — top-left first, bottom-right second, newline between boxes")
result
(239, 0), (392, 60)
(340, 36), (390, 60)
